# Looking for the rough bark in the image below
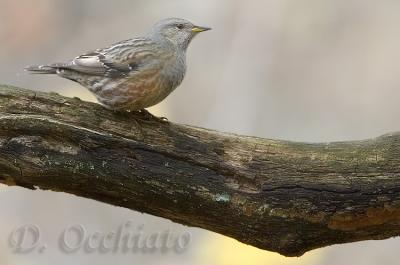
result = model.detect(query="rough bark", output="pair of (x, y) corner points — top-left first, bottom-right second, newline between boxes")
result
(1, 84), (400, 256)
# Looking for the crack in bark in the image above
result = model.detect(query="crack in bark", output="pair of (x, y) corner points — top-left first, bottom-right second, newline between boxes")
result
(262, 184), (361, 194)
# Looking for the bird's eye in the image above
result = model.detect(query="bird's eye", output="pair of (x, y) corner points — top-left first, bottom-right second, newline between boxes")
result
(176, 24), (184, 30)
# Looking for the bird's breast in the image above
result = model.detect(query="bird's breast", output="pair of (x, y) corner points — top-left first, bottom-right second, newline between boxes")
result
(161, 53), (186, 89)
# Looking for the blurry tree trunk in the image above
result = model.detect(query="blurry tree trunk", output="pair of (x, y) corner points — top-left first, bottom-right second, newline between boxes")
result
(1, 85), (400, 256)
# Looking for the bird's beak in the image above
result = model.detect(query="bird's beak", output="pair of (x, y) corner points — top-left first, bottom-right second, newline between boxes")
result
(191, 26), (212, 33)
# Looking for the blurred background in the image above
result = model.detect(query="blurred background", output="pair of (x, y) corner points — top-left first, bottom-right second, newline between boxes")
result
(1, 0), (400, 264)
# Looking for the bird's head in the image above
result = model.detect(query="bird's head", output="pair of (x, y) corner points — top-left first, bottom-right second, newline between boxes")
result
(150, 18), (211, 50)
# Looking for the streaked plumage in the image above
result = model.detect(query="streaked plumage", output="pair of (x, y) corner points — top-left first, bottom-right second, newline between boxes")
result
(26, 18), (211, 111)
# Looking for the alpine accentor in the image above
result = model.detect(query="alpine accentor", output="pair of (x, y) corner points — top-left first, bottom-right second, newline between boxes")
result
(26, 18), (211, 112)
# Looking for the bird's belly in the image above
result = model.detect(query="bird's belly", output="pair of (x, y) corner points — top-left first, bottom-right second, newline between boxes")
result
(91, 73), (178, 111)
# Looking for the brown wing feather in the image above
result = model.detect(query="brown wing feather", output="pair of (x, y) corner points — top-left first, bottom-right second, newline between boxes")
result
(58, 38), (157, 77)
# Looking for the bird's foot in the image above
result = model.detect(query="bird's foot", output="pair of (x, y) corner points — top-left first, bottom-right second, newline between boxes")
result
(112, 109), (131, 117)
(136, 109), (169, 123)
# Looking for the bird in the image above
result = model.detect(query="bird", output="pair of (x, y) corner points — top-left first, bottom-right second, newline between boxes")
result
(26, 18), (211, 118)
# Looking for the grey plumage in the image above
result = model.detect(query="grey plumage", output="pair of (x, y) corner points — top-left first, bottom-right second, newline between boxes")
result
(26, 18), (211, 111)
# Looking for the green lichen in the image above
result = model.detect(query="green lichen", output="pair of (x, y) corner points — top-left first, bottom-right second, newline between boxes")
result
(214, 193), (230, 202)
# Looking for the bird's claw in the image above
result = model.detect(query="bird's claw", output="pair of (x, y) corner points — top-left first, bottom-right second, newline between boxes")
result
(137, 109), (169, 123)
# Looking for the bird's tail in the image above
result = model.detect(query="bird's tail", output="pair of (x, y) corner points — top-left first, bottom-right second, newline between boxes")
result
(25, 65), (58, 74)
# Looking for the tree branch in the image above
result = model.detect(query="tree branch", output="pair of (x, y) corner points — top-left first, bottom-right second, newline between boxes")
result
(1, 85), (400, 256)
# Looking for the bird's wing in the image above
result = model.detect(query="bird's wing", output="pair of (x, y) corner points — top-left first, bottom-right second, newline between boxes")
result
(62, 38), (159, 77)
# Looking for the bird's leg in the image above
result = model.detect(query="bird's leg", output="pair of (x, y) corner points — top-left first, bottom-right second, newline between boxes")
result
(112, 109), (131, 117)
(136, 109), (169, 123)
